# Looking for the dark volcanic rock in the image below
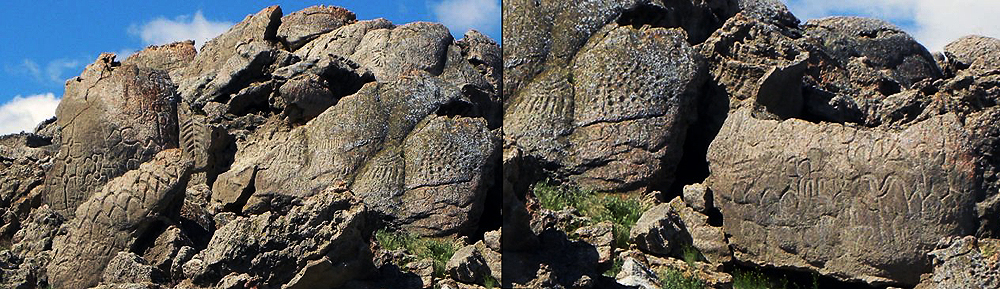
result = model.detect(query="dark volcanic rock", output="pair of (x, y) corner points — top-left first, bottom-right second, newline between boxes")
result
(48, 149), (191, 288)
(42, 53), (180, 218)
(706, 108), (987, 285)
(504, 22), (704, 193)
(278, 5), (356, 51)
(185, 187), (371, 288)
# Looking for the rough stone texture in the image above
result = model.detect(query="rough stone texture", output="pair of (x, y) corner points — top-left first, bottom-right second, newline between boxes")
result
(667, 197), (731, 265)
(915, 236), (1000, 289)
(682, 183), (710, 213)
(42, 53), (180, 218)
(801, 16), (942, 125)
(615, 255), (660, 289)
(124, 41), (197, 75)
(630, 203), (685, 256)
(141, 226), (193, 274)
(215, 74), (497, 236)
(446, 243), (488, 284)
(48, 149), (191, 288)
(0, 206), (63, 289)
(278, 5), (356, 51)
(185, 187), (371, 288)
(175, 6), (287, 108)
(0, 133), (53, 231)
(944, 35), (1000, 74)
(502, 229), (601, 288)
(574, 222), (614, 267)
(0, 4), (500, 288)
(707, 108), (984, 285)
(102, 252), (163, 285)
(505, 22), (703, 193)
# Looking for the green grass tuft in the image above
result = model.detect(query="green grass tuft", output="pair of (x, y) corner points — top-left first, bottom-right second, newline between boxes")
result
(732, 269), (820, 289)
(533, 181), (649, 249)
(681, 244), (702, 267)
(604, 255), (624, 277)
(659, 268), (705, 289)
(375, 229), (459, 279)
(483, 274), (499, 288)
(733, 269), (772, 289)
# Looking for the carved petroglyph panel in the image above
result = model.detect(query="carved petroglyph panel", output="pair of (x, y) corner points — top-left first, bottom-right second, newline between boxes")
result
(707, 109), (977, 284)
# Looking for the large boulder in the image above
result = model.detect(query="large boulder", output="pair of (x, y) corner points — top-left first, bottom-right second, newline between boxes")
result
(183, 187), (371, 288)
(278, 5), (356, 51)
(914, 236), (1000, 289)
(504, 22), (704, 193)
(801, 16), (942, 125)
(706, 108), (991, 285)
(42, 53), (180, 218)
(48, 149), (191, 288)
(213, 72), (497, 236)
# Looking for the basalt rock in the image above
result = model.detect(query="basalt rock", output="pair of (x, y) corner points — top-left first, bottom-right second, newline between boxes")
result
(42, 53), (180, 218)
(48, 149), (191, 288)
(184, 187), (371, 288)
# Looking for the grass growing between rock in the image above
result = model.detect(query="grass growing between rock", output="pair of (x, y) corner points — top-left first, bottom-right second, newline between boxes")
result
(659, 268), (705, 289)
(604, 255), (625, 277)
(681, 244), (702, 267)
(533, 181), (649, 248)
(733, 269), (819, 289)
(375, 229), (459, 278)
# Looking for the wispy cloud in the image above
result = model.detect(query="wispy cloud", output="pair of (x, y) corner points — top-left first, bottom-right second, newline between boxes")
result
(5, 58), (82, 85)
(431, 0), (500, 37)
(787, 0), (1000, 51)
(0, 93), (60, 135)
(129, 11), (232, 49)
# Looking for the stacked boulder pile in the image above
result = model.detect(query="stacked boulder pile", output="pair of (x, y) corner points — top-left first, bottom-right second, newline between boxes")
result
(0, 5), (501, 289)
(504, 0), (1000, 288)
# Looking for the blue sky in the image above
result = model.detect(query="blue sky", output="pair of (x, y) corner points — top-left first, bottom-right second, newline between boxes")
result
(0, 0), (500, 134)
(2, 1), (999, 135)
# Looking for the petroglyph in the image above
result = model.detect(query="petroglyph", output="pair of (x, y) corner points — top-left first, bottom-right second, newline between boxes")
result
(708, 109), (978, 285)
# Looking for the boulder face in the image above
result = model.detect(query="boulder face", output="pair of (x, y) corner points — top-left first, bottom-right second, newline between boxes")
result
(707, 109), (981, 285)
(42, 53), (180, 218)
(503, 0), (1000, 288)
(504, 22), (704, 192)
(48, 149), (191, 289)
(0, 4), (501, 289)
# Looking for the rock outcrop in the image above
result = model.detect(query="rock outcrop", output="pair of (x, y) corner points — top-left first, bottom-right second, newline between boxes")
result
(503, 0), (1000, 287)
(1, 4), (500, 289)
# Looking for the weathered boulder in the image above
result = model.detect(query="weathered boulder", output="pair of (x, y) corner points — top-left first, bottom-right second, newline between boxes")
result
(630, 197), (730, 265)
(915, 236), (1000, 289)
(630, 204), (686, 256)
(801, 16), (942, 125)
(446, 243), (488, 284)
(48, 149), (191, 288)
(184, 187), (372, 288)
(682, 183), (710, 213)
(615, 256), (659, 289)
(944, 35), (1000, 74)
(42, 53), (180, 218)
(123, 41), (197, 75)
(101, 252), (164, 285)
(504, 22), (704, 193)
(175, 6), (288, 108)
(278, 5), (356, 51)
(707, 108), (986, 285)
(214, 72), (497, 236)
(0, 133), (53, 229)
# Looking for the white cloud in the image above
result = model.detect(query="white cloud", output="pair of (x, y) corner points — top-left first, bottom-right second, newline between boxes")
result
(46, 59), (80, 83)
(130, 11), (232, 49)
(0, 93), (60, 135)
(786, 0), (1000, 51)
(431, 0), (500, 37)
